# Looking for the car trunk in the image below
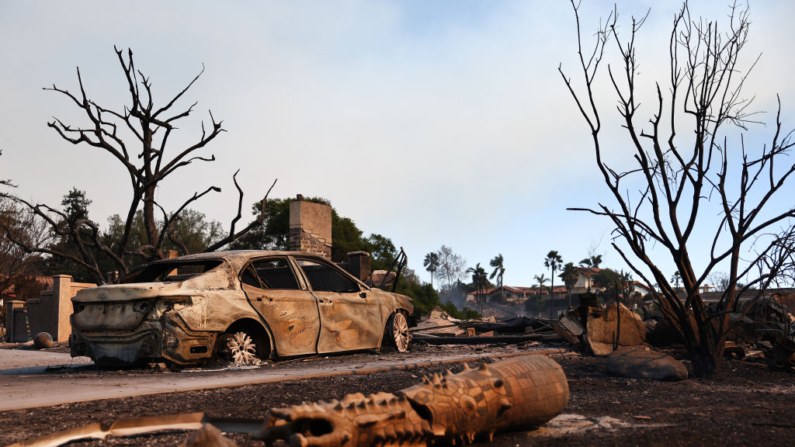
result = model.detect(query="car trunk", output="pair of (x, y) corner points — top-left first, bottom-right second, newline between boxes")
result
(71, 282), (178, 331)
(72, 298), (159, 331)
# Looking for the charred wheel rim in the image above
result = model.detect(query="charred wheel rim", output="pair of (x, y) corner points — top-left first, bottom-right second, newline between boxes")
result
(391, 312), (410, 352)
(216, 332), (259, 366)
(229, 332), (258, 366)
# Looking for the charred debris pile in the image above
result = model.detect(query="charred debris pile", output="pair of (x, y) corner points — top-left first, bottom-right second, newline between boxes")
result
(414, 294), (795, 372)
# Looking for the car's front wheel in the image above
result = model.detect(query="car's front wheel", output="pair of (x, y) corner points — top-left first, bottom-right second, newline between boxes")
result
(387, 311), (410, 352)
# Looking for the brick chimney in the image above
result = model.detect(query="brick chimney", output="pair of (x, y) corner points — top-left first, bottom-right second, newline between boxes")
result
(289, 196), (332, 260)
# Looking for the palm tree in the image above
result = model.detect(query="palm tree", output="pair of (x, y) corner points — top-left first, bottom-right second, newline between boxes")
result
(423, 252), (440, 288)
(532, 274), (549, 315)
(579, 254), (603, 269)
(559, 262), (579, 307)
(533, 273), (549, 293)
(489, 254), (506, 303)
(544, 250), (563, 319)
(466, 263), (488, 315)
(671, 271), (682, 292)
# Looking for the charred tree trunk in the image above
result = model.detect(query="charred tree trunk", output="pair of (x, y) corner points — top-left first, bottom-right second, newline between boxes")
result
(143, 184), (159, 254)
(560, 2), (795, 378)
(0, 47), (276, 284)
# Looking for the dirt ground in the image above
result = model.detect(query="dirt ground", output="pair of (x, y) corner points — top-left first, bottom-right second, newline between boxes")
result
(1, 344), (794, 446)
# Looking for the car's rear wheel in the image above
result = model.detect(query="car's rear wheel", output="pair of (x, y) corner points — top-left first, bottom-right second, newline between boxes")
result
(387, 311), (410, 352)
(215, 332), (258, 365)
(214, 320), (271, 366)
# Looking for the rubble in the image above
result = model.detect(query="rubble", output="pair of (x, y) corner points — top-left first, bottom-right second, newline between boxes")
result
(418, 294), (794, 374)
(585, 304), (646, 356)
(606, 346), (688, 381)
(179, 424), (238, 447)
(411, 309), (562, 345)
(766, 338), (795, 373)
(552, 317), (583, 345)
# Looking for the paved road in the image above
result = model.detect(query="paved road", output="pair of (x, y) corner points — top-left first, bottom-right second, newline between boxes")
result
(0, 349), (91, 374)
(0, 347), (561, 412)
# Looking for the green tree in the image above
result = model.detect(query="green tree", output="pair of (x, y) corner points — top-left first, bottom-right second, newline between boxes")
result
(100, 208), (223, 276)
(361, 233), (397, 272)
(671, 271), (682, 291)
(423, 252), (440, 288)
(45, 188), (101, 282)
(61, 188), (92, 226)
(544, 250), (563, 319)
(105, 209), (222, 258)
(230, 196), (397, 269)
(527, 273), (550, 315)
(533, 273), (549, 294)
(466, 263), (489, 315)
(228, 198), (293, 251)
(593, 268), (633, 304)
(489, 254), (506, 303)
(393, 276), (439, 317)
(439, 302), (481, 320)
(559, 262), (579, 306)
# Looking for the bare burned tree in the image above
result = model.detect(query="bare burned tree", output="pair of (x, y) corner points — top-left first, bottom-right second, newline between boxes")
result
(0, 47), (275, 284)
(0, 198), (50, 293)
(560, 1), (795, 377)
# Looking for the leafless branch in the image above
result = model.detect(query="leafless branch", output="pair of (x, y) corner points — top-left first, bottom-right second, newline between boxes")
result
(204, 176), (277, 252)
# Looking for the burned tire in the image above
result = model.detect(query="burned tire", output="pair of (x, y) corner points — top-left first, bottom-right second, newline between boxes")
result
(215, 332), (256, 365)
(387, 311), (410, 352)
(214, 321), (271, 366)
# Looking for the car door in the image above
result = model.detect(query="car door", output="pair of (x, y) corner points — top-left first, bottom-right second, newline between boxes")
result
(293, 257), (382, 353)
(240, 256), (321, 357)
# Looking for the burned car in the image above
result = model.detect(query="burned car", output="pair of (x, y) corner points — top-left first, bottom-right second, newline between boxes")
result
(70, 251), (414, 366)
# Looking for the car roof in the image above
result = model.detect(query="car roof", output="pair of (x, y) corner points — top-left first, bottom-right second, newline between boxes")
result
(157, 250), (321, 262)
(153, 250), (372, 290)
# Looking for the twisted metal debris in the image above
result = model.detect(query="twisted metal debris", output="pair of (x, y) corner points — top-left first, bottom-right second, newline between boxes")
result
(255, 354), (569, 446)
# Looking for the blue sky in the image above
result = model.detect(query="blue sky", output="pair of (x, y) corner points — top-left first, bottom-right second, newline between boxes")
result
(1, 1), (793, 287)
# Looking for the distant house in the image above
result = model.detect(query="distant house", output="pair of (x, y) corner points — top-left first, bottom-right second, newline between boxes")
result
(632, 281), (653, 296)
(569, 267), (600, 294)
(568, 269), (653, 299)
(466, 285), (567, 305)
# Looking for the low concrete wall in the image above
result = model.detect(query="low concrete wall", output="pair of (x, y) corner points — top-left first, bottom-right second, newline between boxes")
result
(4, 276), (96, 342)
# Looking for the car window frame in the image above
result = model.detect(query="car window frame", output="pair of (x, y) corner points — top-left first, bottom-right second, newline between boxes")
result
(290, 256), (369, 293)
(240, 256), (305, 291)
(122, 258), (227, 284)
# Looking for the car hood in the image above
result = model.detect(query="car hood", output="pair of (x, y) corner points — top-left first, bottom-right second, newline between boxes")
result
(72, 282), (184, 303)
